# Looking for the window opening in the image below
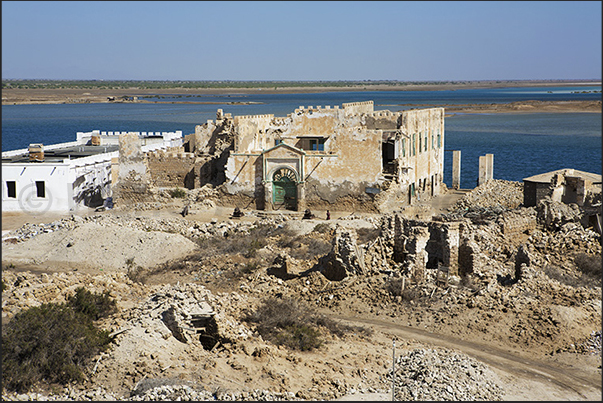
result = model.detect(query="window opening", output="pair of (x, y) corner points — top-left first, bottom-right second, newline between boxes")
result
(7, 181), (16, 198)
(35, 181), (45, 198)
(382, 141), (396, 175)
(412, 133), (416, 156)
(309, 138), (325, 151)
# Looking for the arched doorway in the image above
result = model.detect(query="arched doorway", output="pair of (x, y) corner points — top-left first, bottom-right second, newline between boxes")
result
(272, 167), (297, 210)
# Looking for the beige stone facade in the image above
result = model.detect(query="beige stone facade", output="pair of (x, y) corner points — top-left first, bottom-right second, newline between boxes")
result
(186, 101), (445, 212)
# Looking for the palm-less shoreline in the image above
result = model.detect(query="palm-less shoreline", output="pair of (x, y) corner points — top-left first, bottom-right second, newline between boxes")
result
(2, 81), (601, 113)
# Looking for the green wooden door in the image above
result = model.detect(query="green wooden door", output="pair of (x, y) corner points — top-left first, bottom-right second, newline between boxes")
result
(272, 168), (297, 210)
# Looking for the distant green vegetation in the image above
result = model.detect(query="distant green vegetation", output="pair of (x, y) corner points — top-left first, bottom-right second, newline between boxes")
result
(2, 79), (471, 90)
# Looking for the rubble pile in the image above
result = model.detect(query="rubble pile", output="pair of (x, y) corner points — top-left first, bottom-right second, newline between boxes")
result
(390, 348), (503, 401)
(2, 176), (601, 401)
(451, 179), (524, 211)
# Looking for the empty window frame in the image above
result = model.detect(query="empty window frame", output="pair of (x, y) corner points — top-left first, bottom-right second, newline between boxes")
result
(412, 133), (416, 156)
(424, 132), (428, 152)
(305, 138), (325, 151)
(6, 181), (16, 198)
(35, 181), (45, 198)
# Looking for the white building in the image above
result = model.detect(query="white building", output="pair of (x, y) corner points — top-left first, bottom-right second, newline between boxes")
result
(2, 130), (183, 213)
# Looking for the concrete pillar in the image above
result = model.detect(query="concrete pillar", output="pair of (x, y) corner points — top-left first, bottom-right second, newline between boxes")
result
(486, 153), (494, 181)
(452, 150), (461, 189)
(478, 155), (487, 186)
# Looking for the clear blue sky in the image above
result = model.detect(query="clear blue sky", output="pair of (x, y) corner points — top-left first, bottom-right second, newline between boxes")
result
(2, 1), (601, 81)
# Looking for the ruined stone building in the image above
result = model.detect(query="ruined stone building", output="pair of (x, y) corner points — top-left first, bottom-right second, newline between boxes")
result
(185, 101), (445, 212)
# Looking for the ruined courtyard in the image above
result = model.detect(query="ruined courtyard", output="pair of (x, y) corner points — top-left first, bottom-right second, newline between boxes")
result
(2, 177), (601, 401)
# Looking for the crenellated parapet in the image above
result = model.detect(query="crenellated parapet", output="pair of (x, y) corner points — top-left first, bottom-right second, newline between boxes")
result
(233, 114), (275, 123)
(368, 110), (401, 118)
(146, 149), (196, 160)
(294, 105), (340, 114)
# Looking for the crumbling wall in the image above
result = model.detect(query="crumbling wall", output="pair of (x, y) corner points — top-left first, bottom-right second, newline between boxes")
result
(146, 149), (200, 189)
(497, 208), (538, 236)
(397, 108), (445, 198)
(112, 132), (154, 206)
(318, 226), (366, 281)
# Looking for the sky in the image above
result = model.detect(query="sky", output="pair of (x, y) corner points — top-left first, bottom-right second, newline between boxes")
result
(1, 1), (601, 81)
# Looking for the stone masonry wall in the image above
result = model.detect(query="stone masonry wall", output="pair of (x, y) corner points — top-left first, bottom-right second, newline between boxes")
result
(146, 150), (200, 189)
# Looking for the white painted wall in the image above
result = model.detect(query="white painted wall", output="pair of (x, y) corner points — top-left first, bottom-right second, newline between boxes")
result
(2, 130), (185, 213)
(2, 162), (72, 212)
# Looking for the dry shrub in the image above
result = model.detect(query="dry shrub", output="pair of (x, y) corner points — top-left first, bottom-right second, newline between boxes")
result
(574, 253), (602, 278)
(244, 296), (369, 351)
(544, 265), (585, 288)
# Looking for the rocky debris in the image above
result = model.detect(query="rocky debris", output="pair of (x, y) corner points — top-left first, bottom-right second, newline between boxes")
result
(318, 226), (366, 281)
(2, 178), (601, 401)
(451, 179), (524, 211)
(580, 330), (602, 355)
(389, 347), (503, 401)
(536, 197), (583, 231)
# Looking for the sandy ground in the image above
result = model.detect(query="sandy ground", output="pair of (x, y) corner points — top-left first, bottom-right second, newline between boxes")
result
(2, 190), (601, 401)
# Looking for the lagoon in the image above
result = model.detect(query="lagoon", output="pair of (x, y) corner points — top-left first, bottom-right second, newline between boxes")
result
(2, 86), (600, 189)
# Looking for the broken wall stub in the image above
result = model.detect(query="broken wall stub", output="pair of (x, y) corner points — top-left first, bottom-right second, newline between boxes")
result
(498, 208), (538, 237)
(405, 225), (430, 282)
(440, 222), (460, 277)
(393, 215), (464, 282)
(318, 226), (366, 281)
(458, 238), (479, 277)
(112, 132), (154, 206)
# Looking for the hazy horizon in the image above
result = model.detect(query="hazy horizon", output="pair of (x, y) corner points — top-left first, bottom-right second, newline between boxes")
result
(2, 1), (601, 81)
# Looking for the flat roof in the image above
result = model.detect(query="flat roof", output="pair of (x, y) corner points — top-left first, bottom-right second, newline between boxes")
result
(523, 168), (602, 183)
(2, 144), (119, 164)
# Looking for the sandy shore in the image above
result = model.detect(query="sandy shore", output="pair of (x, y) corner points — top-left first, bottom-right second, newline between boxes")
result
(2, 81), (601, 113)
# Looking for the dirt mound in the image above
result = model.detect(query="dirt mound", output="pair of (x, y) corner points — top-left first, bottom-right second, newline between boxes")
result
(2, 222), (198, 272)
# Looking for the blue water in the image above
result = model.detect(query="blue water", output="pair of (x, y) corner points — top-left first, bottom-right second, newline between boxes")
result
(2, 86), (601, 189)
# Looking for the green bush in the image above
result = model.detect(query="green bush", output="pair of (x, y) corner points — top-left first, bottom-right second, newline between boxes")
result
(67, 287), (117, 320)
(2, 289), (116, 393)
(169, 187), (187, 198)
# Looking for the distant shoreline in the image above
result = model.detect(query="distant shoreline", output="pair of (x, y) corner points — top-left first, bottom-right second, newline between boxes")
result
(2, 81), (601, 114)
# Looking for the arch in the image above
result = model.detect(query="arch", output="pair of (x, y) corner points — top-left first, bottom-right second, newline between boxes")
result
(269, 165), (299, 182)
(271, 167), (298, 210)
